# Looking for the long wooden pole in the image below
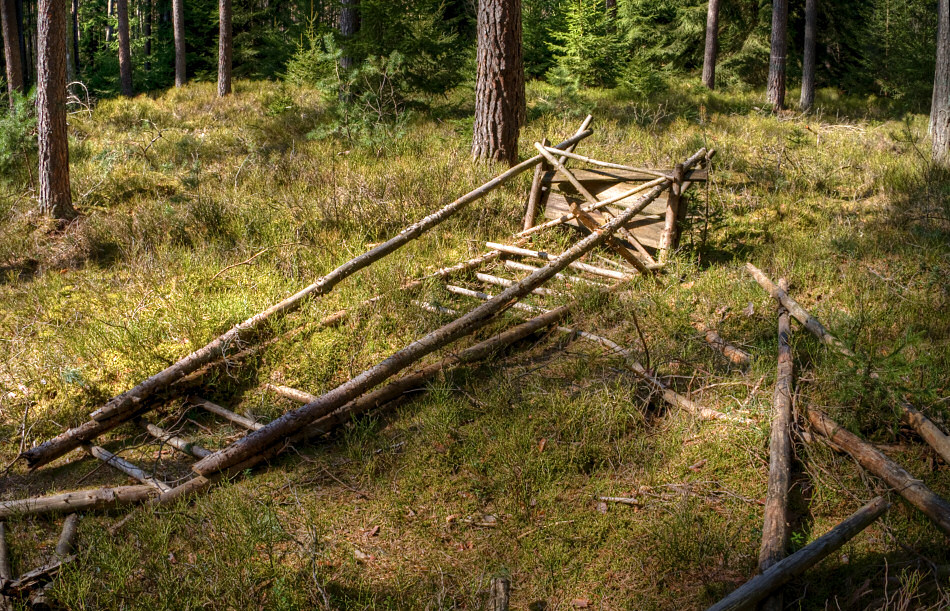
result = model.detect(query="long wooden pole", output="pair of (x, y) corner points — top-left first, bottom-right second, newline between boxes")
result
(758, 278), (794, 611)
(901, 402), (950, 465)
(0, 486), (157, 519)
(30, 512), (79, 608)
(693, 322), (751, 366)
(23, 130), (594, 470)
(191, 178), (674, 477)
(807, 409), (950, 536)
(705, 496), (889, 611)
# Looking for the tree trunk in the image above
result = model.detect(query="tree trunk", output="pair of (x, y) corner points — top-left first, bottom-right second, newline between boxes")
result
(471, 0), (525, 166)
(116, 0), (132, 95)
(172, 0), (185, 86)
(37, 0), (76, 221)
(14, 0), (26, 88)
(800, 0), (817, 110)
(217, 0), (231, 96)
(1, 0), (23, 103)
(701, 0), (720, 89)
(71, 0), (79, 74)
(932, 0), (950, 165)
(338, 0), (359, 72)
(143, 0), (151, 71)
(766, 0), (788, 109)
(105, 0), (113, 42)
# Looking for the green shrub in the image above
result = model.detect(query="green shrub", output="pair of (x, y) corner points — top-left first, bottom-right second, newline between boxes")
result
(0, 89), (37, 182)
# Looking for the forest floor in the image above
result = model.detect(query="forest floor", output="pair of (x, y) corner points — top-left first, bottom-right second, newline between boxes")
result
(0, 79), (948, 610)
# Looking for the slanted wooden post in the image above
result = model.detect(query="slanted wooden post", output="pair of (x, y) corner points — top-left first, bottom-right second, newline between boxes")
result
(487, 577), (510, 611)
(523, 137), (550, 231)
(758, 278), (794, 611)
(659, 163), (685, 263)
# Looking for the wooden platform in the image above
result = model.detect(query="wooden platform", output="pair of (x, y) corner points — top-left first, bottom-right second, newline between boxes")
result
(540, 167), (706, 251)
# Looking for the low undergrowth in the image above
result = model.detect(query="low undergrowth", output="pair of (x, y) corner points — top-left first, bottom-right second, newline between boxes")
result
(0, 79), (948, 609)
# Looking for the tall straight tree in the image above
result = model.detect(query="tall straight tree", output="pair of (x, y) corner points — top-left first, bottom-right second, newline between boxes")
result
(70, 0), (79, 74)
(37, 0), (77, 220)
(338, 0), (359, 71)
(766, 0), (788, 109)
(143, 0), (151, 71)
(217, 0), (231, 96)
(702, 0), (720, 89)
(471, 0), (525, 166)
(1, 0), (24, 103)
(933, 0), (950, 165)
(172, 0), (185, 86)
(116, 0), (132, 95)
(800, 0), (817, 110)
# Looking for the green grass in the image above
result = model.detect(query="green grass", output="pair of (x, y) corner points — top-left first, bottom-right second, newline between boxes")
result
(0, 78), (948, 609)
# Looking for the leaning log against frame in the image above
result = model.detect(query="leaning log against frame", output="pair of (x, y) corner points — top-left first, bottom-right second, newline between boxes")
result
(758, 278), (794, 611)
(190, 163), (692, 478)
(22, 130), (594, 470)
(705, 496), (889, 611)
(807, 409), (950, 536)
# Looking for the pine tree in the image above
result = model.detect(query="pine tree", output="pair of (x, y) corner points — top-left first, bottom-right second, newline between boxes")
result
(932, 0), (949, 164)
(766, 0), (788, 108)
(116, 0), (132, 95)
(218, 0), (232, 96)
(1, 0), (24, 103)
(702, 0), (721, 89)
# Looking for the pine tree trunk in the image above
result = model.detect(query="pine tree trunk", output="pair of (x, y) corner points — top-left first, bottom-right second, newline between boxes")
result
(338, 0), (359, 72)
(605, 0), (617, 19)
(800, 0), (817, 110)
(931, 0), (950, 165)
(172, 0), (185, 86)
(71, 0), (79, 74)
(143, 0), (151, 71)
(471, 0), (525, 166)
(766, 0), (788, 109)
(701, 0), (720, 89)
(105, 0), (113, 42)
(217, 0), (231, 96)
(1, 0), (23, 103)
(37, 0), (76, 220)
(14, 0), (26, 88)
(116, 0), (132, 95)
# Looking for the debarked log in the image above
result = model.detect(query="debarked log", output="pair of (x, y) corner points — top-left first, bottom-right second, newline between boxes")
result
(705, 496), (889, 611)
(808, 409), (950, 536)
(693, 321), (751, 366)
(0, 486), (157, 519)
(191, 178), (674, 477)
(22, 129), (594, 470)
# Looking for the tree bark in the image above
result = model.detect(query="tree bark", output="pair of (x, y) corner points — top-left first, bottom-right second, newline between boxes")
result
(471, 0), (525, 166)
(71, 0), (79, 74)
(172, 0), (185, 86)
(766, 0), (788, 109)
(338, 0), (359, 72)
(14, 0), (26, 89)
(707, 497), (889, 611)
(105, 0), (113, 42)
(932, 0), (950, 165)
(800, 0), (817, 110)
(37, 0), (76, 221)
(0, 486), (157, 518)
(116, 0), (132, 96)
(143, 0), (151, 71)
(0, 0), (23, 103)
(217, 0), (231, 96)
(758, 278), (794, 611)
(808, 409), (950, 536)
(702, 0), (720, 89)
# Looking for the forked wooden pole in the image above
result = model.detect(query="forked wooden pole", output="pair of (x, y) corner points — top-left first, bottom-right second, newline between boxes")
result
(23, 129), (594, 470)
(191, 177), (675, 477)
(706, 497), (889, 611)
(758, 279), (794, 611)
(807, 409), (950, 536)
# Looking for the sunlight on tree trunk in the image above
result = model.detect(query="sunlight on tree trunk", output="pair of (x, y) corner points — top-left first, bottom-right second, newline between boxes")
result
(37, 0), (76, 221)
(702, 0), (720, 90)
(173, 0), (185, 86)
(472, 0), (525, 166)
(117, 0), (133, 96)
(218, 0), (232, 96)
(766, 0), (788, 109)
(1, 0), (23, 104)
(933, 0), (949, 165)
(800, 0), (817, 110)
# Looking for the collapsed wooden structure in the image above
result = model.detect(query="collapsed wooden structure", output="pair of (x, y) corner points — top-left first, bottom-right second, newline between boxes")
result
(4, 114), (949, 607)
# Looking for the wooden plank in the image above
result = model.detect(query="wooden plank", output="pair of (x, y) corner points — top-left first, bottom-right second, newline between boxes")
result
(546, 168), (707, 184)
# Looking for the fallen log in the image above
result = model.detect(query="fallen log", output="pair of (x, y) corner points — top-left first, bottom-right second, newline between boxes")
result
(758, 278), (794, 611)
(476, 272), (558, 296)
(0, 555), (75, 597)
(807, 409), (950, 536)
(30, 513), (80, 609)
(705, 496), (889, 611)
(265, 384), (318, 404)
(191, 176), (677, 477)
(446, 285), (544, 313)
(82, 444), (171, 493)
(486, 242), (633, 280)
(23, 129), (594, 470)
(191, 397), (263, 431)
(137, 418), (212, 459)
(0, 486), (156, 519)
(503, 260), (605, 287)
(745, 264), (855, 358)
(901, 402), (950, 465)
(692, 322), (751, 366)
(487, 577), (510, 611)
